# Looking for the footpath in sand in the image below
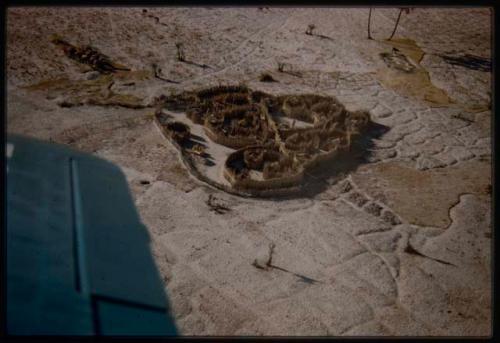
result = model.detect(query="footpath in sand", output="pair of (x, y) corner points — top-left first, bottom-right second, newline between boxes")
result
(7, 7), (492, 336)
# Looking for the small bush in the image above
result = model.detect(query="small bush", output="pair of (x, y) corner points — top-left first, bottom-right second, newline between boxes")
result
(175, 42), (185, 62)
(306, 24), (316, 35)
(277, 62), (286, 72)
(259, 73), (277, 82)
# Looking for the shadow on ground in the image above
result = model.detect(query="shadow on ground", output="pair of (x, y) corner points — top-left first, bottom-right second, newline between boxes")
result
(275, 121), (391, 200)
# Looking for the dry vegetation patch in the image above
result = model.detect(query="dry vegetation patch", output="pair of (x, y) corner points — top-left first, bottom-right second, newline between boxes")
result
(154, 85), (372, 197)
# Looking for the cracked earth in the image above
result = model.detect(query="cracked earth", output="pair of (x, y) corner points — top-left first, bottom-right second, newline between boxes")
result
(7, 7), (491, 336)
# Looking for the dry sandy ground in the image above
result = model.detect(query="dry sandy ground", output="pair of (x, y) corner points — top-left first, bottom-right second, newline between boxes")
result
(6, 7), (492, 336)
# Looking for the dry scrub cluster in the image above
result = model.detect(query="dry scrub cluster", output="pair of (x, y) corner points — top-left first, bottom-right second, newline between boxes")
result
(154, 85), (370, 194)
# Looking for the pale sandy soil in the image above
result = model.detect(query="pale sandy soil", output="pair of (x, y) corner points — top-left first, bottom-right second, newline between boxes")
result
(6, 7), (492, 336)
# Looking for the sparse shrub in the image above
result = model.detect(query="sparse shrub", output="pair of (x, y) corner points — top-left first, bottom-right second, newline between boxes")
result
(367, 8), (373, 39)
(368, 8), (415, 41)
(277, 61), (286, 72)
(175, 42), (185, 62)
(259, 73), (277, 82)
(305, 24), (316, 35)
(387, 9), (404, 41)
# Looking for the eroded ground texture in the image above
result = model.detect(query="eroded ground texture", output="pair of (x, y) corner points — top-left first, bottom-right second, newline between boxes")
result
(7, 7), (492, 336)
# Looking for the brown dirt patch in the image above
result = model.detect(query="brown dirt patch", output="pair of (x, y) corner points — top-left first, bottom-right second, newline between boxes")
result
(375, 37), (489, 113)
(375, 38), (452, 107)
(351, 159), (491, 228)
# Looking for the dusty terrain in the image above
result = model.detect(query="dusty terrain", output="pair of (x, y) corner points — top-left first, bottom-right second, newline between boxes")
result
(6, 7), (492, 336)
